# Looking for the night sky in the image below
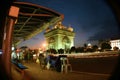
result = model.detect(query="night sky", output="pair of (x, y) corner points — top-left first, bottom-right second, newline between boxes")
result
(17, 0), (120, 49)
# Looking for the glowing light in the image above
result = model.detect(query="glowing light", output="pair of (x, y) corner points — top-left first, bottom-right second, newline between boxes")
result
(43, 43), (46, 47)
(12, 47), (15, 51)
(42, 42), (47, 51)
(88, 43), (91, 46)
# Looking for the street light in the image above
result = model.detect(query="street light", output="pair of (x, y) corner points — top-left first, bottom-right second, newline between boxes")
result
(42, 43), (47, 52)
(43, 43), (46, 47)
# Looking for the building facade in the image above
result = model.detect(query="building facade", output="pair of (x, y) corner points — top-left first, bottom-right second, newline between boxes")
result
(44, 21), (75, 51)
(110, 39), (120, 50)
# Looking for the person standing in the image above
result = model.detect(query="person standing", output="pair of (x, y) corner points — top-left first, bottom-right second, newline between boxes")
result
(11, 49), (18, 61)
(38, 53), (46, 70)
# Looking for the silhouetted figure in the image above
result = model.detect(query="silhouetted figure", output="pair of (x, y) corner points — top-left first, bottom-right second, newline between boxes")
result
(39, 53), (46, 70)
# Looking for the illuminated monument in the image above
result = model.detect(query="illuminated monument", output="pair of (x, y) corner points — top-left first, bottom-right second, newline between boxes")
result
(44, 21), (75, 51)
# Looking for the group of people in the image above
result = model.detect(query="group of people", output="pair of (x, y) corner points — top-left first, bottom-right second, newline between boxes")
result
(37, 53), (57, 70)
(38, 53), (69, 72)
(11, 48), (33, 63)
(11, 48), (67, 72)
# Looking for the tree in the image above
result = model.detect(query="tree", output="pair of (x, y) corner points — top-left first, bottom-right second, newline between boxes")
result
(101, 42), (111, 51)
(92, 45), (98, 52)
(58, 48), (64, 54)
(84, 43), (87, 48)
(113, 46), (119, 51)
(49, 49), (57, 54)
(76, 47), (84, 53)
(70, 46), (76, 53)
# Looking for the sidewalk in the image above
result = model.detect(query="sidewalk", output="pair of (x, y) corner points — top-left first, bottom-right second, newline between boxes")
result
(11, 62), (110, 80)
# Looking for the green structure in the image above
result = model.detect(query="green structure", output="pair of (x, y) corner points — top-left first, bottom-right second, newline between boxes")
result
(44, 21), (75, 51)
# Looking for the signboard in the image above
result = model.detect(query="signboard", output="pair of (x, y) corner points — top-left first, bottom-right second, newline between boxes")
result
(9, 6), (19, 18)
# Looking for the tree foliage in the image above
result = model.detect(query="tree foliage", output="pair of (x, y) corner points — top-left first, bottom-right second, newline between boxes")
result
(70, 46), (76, 53)
(92, 45), (98, 51)
(113, 46), (119, 51)
(101, 42), (111, 50)
(58, 48), (64, 54)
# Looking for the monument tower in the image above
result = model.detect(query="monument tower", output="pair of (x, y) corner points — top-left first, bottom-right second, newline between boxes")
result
(44, 21), (75, 51)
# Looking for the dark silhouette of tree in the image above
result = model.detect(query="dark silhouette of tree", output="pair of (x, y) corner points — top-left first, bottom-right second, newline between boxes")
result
(113, 46), (119, 51)
(86, 48), (93, 52)
(58, 48), (64, 54)
(84, 43), (87, 48)
(76, 47), (84, 53)
(49, 49), (57, 54)
(101, 42), (111, 51)
(70, 46), (76, 53)
(92, 45), (98, 52)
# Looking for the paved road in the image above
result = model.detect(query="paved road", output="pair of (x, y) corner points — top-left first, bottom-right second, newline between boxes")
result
(69, 56), (119, 74)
